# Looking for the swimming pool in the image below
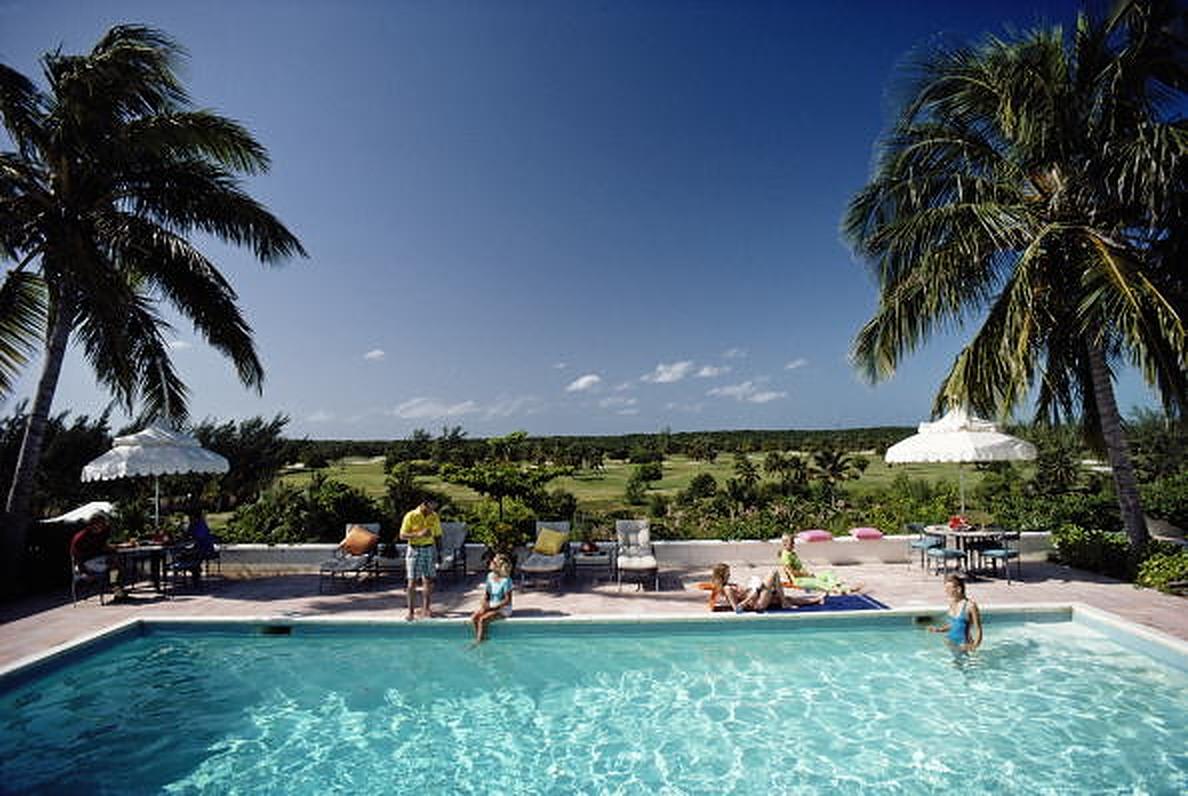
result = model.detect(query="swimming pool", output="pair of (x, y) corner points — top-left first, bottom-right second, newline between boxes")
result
(1, 610), (1185, 794)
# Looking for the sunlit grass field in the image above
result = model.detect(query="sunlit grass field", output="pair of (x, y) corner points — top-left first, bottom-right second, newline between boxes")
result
(278, 453), (983, 515)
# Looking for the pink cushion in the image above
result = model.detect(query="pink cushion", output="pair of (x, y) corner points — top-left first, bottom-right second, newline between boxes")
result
(796, 529), (832, 543)
(850, 526), (884, 540)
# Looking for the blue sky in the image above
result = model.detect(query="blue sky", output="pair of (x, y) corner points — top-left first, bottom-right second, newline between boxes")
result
(0, 0), (1158, 439)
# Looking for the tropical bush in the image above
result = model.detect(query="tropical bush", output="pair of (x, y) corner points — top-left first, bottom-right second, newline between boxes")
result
(1049, 523), (1131, 579)
(990, 491), (1122, 534)
(465, 498), (536, 559)
(1136, 549), (1188, 593)
(224, 475), (383, 544)
(1141, 472), (1188, 530)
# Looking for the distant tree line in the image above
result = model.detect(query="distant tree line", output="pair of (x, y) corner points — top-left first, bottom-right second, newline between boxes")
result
(284, 425), (918, 470)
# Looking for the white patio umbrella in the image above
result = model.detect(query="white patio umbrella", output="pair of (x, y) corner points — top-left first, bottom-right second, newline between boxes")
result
(81, 425), (229, 527)
(885, 407), (1036, 512)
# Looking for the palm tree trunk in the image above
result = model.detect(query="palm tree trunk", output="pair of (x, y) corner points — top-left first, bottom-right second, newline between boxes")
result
(1087, 343), (1149, 552)
(3, 303), (72, 592)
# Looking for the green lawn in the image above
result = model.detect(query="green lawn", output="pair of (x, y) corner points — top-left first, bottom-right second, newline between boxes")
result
(278, 454), (986, 516)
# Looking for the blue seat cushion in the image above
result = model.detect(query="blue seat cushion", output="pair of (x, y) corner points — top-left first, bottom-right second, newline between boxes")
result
(926, 548), (965, 559)
(910, 538), (941, 549)
(981, 549), (1018, 559)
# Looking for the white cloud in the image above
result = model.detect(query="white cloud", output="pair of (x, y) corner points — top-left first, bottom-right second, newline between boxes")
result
(665, 401), (705, 413)
(707, 381), (787, 404)
(391, 397), (479, 419)
(306, 410), (334, 423)
(722, 347), (747, 359)
(363, 349), (385, 361)
(614, 381), (634, 392)
(696, 365), (730, 378)
(641, 360), (694, 383)
(167, 339), (193, 350)
(566, 373), (602, 392)
(485, 395), (543, 418)
(617, 408), (640, 416)
(785, 358), (808, 370)
(553, 362), (568, 370)
(599, 396), (637, 410)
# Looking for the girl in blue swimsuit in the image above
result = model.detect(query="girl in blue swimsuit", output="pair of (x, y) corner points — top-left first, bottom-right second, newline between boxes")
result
(929, 574), (983, 651)
(471, 554), (514, 643)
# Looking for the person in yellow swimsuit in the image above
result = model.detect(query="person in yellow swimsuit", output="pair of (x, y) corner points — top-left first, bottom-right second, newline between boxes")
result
(400, 500), (442, 620)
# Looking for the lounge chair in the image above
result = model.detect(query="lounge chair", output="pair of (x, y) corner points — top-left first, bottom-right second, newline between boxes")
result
(615, 519), (658, 591)
(318, 523), (380, 593)
(519, 521), (571, 590)
(438, 521), (469, 581)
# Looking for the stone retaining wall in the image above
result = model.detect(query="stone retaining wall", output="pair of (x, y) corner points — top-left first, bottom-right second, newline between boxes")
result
(218, 533), (1053, 575)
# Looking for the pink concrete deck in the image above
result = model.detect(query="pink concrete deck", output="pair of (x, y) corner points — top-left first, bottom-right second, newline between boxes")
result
(1, 561), (1184, 670)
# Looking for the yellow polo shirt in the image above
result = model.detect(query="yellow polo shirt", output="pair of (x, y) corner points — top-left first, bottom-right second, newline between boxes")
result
(400, 507), (442, 547)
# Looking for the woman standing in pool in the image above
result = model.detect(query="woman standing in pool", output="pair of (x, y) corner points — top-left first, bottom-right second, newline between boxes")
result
(471, 554), (514, 643)
(929, 574), (982, 651)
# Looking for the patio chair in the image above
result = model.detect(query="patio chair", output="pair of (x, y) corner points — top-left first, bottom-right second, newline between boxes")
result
(925, 544), (966, 576)
(70, 554), (107, 605)
(906, 522), (942, 569)
(979, 528), (1022, 583)
(438, 521), (469, 582)
(318, 523), (380, 593)
(370, 537), (406, 585)
(616, 519), (658, 591)
(519, 521), (571, 590)
(167, 524), (223, 590)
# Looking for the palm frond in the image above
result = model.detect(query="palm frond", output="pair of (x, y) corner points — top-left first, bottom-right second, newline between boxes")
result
(124, 111), (271, 174)
(0, 64), (46, 158)
(0, 270), (47, 395)
(101, 211), (265, 390)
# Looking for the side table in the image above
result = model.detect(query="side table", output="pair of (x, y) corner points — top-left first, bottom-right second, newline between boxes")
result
(574, 550), (615, 584)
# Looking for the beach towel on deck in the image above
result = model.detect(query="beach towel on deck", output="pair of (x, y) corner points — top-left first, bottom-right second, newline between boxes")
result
(793, 594), (888, 612)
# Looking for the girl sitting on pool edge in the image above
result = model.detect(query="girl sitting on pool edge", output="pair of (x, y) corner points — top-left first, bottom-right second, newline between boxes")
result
(928, 574), (983, 651)
(706, 563), (824, 613)
(471, 554), (514, 643)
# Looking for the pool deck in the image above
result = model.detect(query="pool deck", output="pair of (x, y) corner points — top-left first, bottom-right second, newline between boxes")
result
(1, 560), (1184, 669)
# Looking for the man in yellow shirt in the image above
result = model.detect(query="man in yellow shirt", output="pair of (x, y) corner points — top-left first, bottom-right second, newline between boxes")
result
(400, 499), (442, 620)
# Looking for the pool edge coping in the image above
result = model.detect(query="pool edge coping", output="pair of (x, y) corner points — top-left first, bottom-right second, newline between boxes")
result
(3, 602), (1185, 684)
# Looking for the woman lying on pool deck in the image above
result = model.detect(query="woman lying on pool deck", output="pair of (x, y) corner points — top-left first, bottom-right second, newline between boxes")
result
(705, 563), (825, 613)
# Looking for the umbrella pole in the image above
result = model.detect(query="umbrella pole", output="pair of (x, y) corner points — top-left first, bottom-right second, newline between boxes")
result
(959, 467), (966, 514)
(154, 476), (160, 530)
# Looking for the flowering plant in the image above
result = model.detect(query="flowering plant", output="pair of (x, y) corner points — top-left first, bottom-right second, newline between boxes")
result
(948, 515), (969, 529)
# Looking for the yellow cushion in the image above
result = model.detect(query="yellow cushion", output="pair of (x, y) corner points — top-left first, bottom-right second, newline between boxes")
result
(533, 528), (569, 556)
(341, 525), (378, 556)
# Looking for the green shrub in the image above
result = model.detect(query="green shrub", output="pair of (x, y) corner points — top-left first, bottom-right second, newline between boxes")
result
(1050, 523), (1130, 579)
(1136, 549), (1188, 593)
(991, 491), (1122, 534)
(223, 475), (383, 544)
(465, 498), (535, 555)
(685, 472), (718, 500)
(1141, 471), (1188, 529)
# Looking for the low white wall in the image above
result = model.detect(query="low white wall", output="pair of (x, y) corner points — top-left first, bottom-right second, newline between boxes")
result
(220, 533), (1053, 574)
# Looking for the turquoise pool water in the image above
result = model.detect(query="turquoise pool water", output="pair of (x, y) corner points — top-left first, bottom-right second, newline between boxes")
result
(1, 616), (1185, 794)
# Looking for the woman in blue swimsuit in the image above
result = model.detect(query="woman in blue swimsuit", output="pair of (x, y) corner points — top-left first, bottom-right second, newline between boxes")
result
(929, 574), (983, 651)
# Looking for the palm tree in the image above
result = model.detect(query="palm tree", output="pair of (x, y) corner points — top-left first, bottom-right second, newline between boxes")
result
(0, 26), (305, 582)
(808, 448), (863, 506)
(843, 1), (1186, 555)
